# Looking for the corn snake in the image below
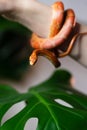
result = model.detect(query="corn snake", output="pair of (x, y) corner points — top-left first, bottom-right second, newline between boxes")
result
(29, 1), (87, 68)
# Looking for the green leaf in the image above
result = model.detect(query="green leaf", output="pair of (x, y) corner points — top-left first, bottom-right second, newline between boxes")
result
(0, 16), (29, 34)
(0, 70), (87, 130)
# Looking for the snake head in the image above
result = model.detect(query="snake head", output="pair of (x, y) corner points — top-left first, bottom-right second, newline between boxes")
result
(29, 49), (61, 68)
(29, 52), (38, 66)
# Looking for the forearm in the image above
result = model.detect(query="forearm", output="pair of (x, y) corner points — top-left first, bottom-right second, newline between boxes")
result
(2, 0), (52, 38)
(16, 0), (52, 37)
(70, 23), (87, 67)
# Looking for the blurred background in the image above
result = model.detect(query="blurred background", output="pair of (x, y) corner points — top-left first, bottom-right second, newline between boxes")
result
(1, 0), (87, 129)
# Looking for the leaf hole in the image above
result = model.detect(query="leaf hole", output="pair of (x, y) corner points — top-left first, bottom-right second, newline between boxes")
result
(54, 99), (73, 108)
(1, 101), (26, 125)
(24, 118), (38, 130)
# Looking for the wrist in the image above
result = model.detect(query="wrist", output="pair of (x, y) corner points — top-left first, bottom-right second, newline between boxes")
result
(58, 22), (80, 56)
(59, 22), (87, 67)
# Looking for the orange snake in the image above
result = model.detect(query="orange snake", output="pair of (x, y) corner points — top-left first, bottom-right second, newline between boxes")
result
(29, 1), (87, 68)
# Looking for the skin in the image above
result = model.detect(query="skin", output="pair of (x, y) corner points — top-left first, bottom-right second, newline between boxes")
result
(30, 2), (76, 67)
(70, 24), (87, 67)
(0, 0), (87, 67)
(30, 9), (75, 49)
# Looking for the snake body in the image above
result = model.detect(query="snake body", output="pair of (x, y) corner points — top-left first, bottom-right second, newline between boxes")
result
(29, 1), (87, 67)
(30, 9), (75, 49)
(29, 49), (61, 67)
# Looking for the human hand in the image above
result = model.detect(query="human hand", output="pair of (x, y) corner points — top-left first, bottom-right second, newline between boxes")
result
(0, 0), (87, 68)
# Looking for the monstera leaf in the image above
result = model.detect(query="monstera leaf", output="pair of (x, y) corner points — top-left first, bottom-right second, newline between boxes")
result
(0, 70), (87, 130)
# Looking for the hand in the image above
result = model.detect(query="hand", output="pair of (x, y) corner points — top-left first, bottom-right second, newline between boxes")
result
(0, 0), (87, 67)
